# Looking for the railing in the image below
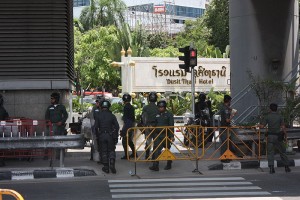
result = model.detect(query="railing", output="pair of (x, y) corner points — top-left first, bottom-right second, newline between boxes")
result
(0, 189), (24, 200)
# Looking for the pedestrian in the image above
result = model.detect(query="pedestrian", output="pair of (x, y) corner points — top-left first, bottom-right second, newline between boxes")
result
(259, 103), (291, 174)
(149, 100), (174, 171)
(45, 92), (68, 159)
(95, 100), (119, 173)
(141, 92), (159, 159)
(0, 94), (9, 166)
(219, 94), (236, 163)
(120, 93), (136, 159)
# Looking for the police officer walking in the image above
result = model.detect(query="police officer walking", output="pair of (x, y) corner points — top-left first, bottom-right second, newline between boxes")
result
(141, 92), (159, 159)
(149, 100), (174, 171)
(95, 100), (119, 173)
(120, 93), (136, 159)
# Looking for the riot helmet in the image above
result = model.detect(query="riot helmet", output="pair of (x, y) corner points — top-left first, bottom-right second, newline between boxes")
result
(199, 93), (206, 102)
(148, 92), (157, 102)
(51, 92), (60, 103)
(157, 100), (167, 108)
(122, 93), (131, 102)
(101, 100), (111, 109)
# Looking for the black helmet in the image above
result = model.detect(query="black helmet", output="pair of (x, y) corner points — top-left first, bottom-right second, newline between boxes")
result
(101, 100), (111, 109)
(157, 100), (167, 108)
(51, 92), (60, 102)
(122, 93), (131, 102)
(96, 94), (104, 103)
(199, 93), (206, 102)
(148, 92), (157, 102)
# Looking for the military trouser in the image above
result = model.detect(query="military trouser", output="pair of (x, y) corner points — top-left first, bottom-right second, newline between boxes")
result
(151, 137), (172, 167)
(98, 131), (116, 165)
(144, 127), (155, 158)
(219, 128), (236, 157)
(267, 135), (289, 166)
(121, 130), (135, 157)
(52, 124), (66, 159)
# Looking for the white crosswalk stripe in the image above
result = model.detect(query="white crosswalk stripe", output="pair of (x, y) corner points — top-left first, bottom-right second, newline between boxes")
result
(108, 177), (270, 199)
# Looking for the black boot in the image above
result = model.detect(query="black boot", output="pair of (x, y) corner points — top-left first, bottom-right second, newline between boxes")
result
(269, 165), (275, 174)
(164, 160), (172, 170)
(285, 165), (291, 173)
(102, 164), (109, 173)
(149, 162), (159, 171)
(110, 159), (117, 174)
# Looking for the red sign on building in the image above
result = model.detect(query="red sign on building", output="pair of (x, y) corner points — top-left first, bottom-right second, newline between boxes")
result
(154, 6), (165, 13)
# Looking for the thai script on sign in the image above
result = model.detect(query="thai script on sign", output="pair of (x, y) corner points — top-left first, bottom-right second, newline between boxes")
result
(152, 65), (227, 78)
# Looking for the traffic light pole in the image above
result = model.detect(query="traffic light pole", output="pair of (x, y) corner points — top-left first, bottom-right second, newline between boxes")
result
(191, 66), (195, 117)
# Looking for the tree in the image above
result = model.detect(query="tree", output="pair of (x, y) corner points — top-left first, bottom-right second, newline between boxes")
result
(74, 26), (121, 91)
(79, 0), (127, 32)
(202, 0), (229, 53)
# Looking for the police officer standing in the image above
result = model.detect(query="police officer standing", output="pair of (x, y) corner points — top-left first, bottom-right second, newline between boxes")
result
(95, 100), (119, 173)
(120, 93), (136, 159)
(90, 97), (101, 161)
(45, 92), (68, 159)
(141, 92), (159, 159)
(0, 94), (9, 166)
(149, 100), (174, 171)
(259, 103), (291, 174)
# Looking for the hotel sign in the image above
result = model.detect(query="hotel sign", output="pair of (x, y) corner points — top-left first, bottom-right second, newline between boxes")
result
(129, 57), (230, 93)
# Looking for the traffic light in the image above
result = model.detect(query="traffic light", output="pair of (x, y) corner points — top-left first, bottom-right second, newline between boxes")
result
(178, 46), (190, 72)
(189, 48), (197, 67)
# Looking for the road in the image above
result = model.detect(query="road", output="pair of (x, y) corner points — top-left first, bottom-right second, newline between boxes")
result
(1, 168), (299, 200)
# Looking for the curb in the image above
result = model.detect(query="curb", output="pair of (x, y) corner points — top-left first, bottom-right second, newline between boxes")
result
(0, 168), (96, 181)
(208, 159), (300, 170)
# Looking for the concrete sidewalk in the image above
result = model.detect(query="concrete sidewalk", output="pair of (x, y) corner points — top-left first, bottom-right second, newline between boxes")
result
(0, 145), (300, 181)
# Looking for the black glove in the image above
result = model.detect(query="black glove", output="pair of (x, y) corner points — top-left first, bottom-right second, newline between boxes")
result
(114, 138), (118, 145)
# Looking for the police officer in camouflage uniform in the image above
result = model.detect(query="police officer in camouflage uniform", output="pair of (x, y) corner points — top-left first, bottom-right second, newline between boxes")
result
(120, 93), (136, 159)
(95, 100), (119, 174)
(149, 100), (174, 171)
(141, 92), (159, 159)
(0, 94), (9, 166)
(260, 103), (291, 174)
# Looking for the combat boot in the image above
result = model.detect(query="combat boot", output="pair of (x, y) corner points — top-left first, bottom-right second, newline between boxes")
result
(285, 165), (291, 173)
(269, 165), (275, 174)
(102, 164), (109, 173)
(164, 160), (172, 170)
(149, 162), (159, 171)
(110, 159), (117, 174)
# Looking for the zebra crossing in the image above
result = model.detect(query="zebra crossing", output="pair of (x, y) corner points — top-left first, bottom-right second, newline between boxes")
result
(108, 177), (271, 199)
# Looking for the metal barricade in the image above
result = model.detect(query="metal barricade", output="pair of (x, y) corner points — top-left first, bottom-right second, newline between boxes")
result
(126, 125), (266, 175)
(0, 119), (53, 159)
(0, 189), (24, 200)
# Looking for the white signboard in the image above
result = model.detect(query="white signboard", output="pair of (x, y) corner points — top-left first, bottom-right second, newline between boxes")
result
(128, 57), (230, 93)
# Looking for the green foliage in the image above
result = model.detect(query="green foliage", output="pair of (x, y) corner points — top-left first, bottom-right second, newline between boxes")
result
(202, 0), (229, 53)
(149, 46), (181, 57)
(74, 26), (121, 91)
(72, 97), (92, 112)
(78, 0), (127, 32)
